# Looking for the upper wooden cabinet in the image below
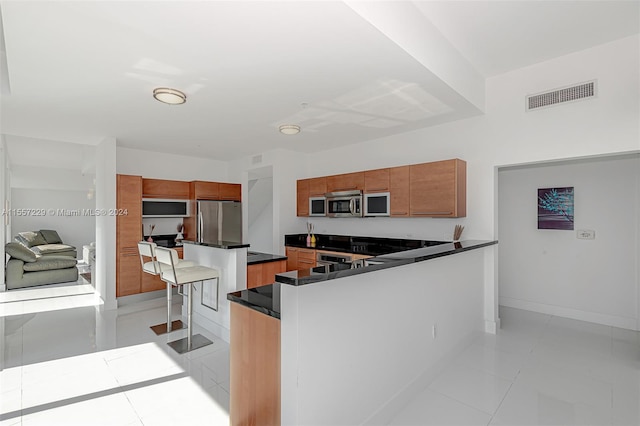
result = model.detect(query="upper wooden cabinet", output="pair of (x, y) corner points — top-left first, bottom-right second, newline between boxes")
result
(296, 179), (310, 217)
(191, 181), (219, 200)
(142, 178), (190, 199)
(364, 168), (390, 193)
(410, 159), (466, 218)
(116, 175), (142, 248)
(296, 158), (466, 218)
(308, 177), (327, 197)
(326, 172), (364, 193)
(190, 181), (241, 201)
(389, 166), (410, 217)
(219, 183), (242, 201)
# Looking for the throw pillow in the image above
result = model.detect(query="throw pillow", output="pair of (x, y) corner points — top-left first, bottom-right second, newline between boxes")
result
(23, 256), (77, 272)
(16, 231), (47, 247)
(5, 242), (37, 262)
(40, 229), (63, 244)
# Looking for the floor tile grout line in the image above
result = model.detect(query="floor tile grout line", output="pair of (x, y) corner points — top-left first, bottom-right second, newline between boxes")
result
(427, 387), (495, 418)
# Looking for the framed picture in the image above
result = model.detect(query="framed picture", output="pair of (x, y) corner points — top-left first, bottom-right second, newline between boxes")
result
(200, 278), (219, 311)
(538, 187), (574, 230)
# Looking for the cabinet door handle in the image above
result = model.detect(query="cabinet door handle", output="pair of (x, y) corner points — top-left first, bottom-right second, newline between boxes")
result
(391, 212), (408, 215)
(299, 259), (315, 264)
(367, 188), (388, 191)
(413, 212), (452, 215)
(335, 186), (357, 191)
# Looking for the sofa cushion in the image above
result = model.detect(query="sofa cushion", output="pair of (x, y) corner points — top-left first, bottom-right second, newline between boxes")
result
(23, 256), (77, 272)
(31, 244), (76, 256)
(16, 231), (47, 247)
(5, 242), (37, 262)
(40, 229), (63, 244)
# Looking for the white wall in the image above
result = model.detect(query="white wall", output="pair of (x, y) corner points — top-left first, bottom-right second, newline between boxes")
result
(10, 188), (96, 260)
(247, 176), (273, 253)
(96, 138), (117, 310)
(499, 155), (640, 330)
(280, 248), (487, 425)
(116, 147), (229, 182)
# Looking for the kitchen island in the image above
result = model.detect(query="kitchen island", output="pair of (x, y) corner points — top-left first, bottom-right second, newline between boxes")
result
(181, 240), (249, 343)
(228, 239), (497, 425)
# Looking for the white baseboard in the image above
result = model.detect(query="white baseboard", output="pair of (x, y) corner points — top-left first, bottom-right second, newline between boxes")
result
(484, 319), (499, 334)
(499, 296), (639, 331)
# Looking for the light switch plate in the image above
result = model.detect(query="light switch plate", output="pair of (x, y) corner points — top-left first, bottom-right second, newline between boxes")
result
(577, 229), (595, 239)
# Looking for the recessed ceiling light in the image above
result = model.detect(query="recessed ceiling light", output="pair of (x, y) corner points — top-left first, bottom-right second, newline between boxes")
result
(153, 87), (186, 105)
(279, 124), (301, 135)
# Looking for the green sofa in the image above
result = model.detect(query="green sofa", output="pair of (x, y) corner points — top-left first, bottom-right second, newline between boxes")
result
(15, 230), (77, 258)
(5, 230), (79, 290)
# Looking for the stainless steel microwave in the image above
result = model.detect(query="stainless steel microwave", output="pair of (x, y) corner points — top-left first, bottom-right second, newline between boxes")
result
(364, 192), (390, 217)
(309, 197), (326, 216)
(326, 191), (363, 218)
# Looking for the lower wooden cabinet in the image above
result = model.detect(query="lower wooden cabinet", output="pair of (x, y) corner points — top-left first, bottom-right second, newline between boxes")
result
(230, 303), (280, 426)
(285, 247), (316, 271)
(247, 260), (287, 289)
(116, 248), (141, 297)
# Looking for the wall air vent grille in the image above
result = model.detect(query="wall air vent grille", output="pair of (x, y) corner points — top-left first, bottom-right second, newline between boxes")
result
(252, 154), (262, 165)
(527, 80), (596, 111)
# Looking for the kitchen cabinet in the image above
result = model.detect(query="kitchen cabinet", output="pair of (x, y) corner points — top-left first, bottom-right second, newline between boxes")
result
(308, 177), (327, 197)
(326, 172), (364, 193)
(230, 303), (280, 425)
(191, 181), (219, 200)
(296, 179), (310, 217)
(389, 166), (410, 217)
(142, 178), (190, 199)
(219, 183), (241, 201)
(191, 181), (241, 201)
(364, 168), (390, 193)
(296, 158), (466, 219)
(247, 260), (287, 289)
(285, 247), (316, 270)
(116, 174), (142, 297)
(410, 159), (466, 218)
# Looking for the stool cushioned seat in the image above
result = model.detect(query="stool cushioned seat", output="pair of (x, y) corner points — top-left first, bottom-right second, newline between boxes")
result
(160, 265), (219, 285)
(142, 259), (196, 274)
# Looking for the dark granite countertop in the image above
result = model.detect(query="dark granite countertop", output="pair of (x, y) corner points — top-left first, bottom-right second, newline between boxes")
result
(285, 233), (446, 256)
(182, 240), (250, 249)
(227, 239), (497, 318)
(275, 240), (497, 286)
(247, 251), (287, 265)
(227, 283), (280, 319)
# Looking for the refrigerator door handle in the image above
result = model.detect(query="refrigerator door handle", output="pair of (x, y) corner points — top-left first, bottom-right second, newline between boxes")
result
(198, 210), (203, 243)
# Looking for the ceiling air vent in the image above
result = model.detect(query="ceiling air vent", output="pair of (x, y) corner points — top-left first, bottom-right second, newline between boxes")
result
(526, 80), (596, 111)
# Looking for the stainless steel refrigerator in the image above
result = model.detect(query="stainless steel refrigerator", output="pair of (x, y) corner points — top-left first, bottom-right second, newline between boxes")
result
(197, 200), (243, 243)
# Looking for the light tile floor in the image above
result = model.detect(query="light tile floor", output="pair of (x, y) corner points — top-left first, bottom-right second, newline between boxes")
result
(1, 301), (638, 426)
(389, 307), (640, 426)
(1, 300), (230, 425)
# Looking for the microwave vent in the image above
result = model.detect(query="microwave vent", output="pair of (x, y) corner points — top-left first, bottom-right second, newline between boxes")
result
(526, 80), (596, 111)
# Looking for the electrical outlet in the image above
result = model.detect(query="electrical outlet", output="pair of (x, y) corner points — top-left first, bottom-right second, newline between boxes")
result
(577, 229), (595, 240)
(432, 324), (437, 339)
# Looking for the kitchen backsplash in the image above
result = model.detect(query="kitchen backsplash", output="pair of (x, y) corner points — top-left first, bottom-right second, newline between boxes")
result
(142, 217), (184, 237)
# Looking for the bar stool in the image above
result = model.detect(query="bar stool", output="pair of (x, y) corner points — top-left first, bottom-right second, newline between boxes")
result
(155, 246), (220, 354)
(138, 242), (195, 335)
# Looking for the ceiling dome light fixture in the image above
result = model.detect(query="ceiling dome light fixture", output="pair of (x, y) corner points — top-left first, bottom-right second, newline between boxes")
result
(279, 124), (301, 135)
(153, 87), (187, 105)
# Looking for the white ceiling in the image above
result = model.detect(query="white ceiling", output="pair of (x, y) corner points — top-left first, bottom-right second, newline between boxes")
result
(0, 1), (638, 162)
